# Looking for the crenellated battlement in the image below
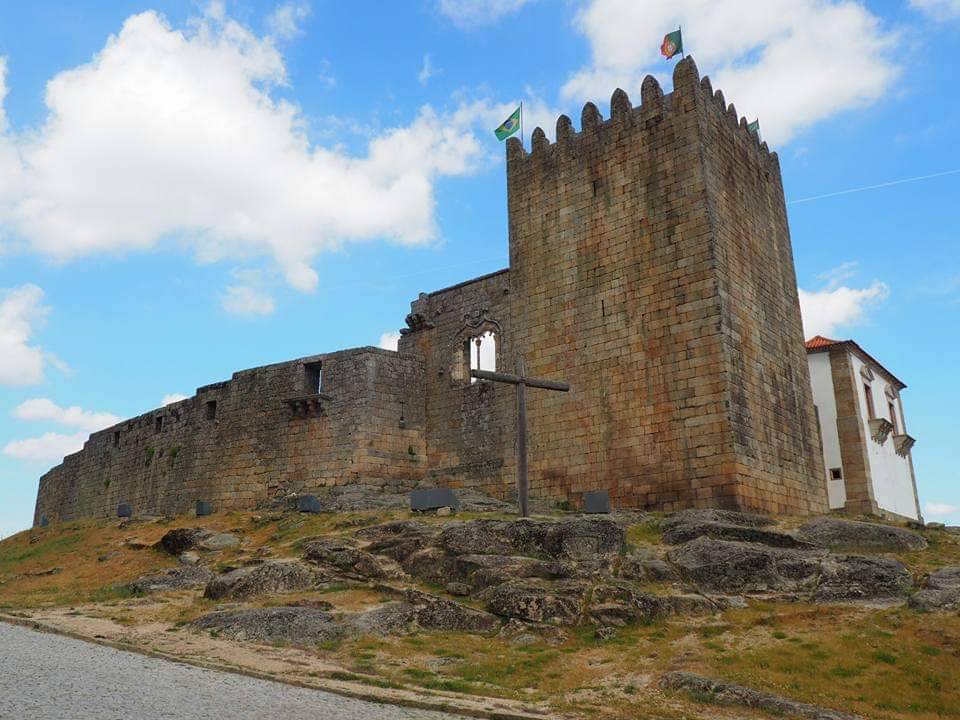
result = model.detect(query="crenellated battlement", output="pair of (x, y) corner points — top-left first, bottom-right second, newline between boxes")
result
(507, 57), (779, 175)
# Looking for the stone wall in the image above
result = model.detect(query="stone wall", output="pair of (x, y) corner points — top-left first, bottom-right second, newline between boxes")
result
(34, 348), (426, 524)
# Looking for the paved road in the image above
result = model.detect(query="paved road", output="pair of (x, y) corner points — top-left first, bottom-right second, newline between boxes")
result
(0, 622), (466, 720)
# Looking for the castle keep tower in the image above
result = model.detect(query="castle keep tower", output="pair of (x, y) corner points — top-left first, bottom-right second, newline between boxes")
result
(34, 57), (829, 526)
(501, 58), (826, 514)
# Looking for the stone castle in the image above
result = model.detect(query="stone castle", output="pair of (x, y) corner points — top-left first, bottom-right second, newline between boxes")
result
(34, 58), (831, 526)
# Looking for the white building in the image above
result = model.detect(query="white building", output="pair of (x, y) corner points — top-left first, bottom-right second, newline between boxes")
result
(806, 336), (921, 521)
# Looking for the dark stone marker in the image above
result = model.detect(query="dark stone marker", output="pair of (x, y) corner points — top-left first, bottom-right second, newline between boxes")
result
(196, 500), (213, 517)
(410, 487), (460, 512)
(117, 503), (133, 518)
(583, 490), (611, 514)
(298, 494), (322, 513)
(40, 516), (49, 527)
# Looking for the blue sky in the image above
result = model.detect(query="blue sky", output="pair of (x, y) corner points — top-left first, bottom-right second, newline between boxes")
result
(0, 0), (957, 537)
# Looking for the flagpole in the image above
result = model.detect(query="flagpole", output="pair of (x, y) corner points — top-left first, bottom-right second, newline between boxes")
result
(679, 25), (684, 58)
(520, 100), (524, 150)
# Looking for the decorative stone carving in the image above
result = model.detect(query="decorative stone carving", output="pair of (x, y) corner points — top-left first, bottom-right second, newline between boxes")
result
(893, 434), (915, 457)
(401, 311), (434, 335)
(868, 417), (894, 444)
(860, 365), (875, 382)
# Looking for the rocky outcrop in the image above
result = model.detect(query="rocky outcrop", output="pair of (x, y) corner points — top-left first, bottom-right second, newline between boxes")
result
(486, 581), (589, 625)
(129, 564), (214, 594)
(438, 517), (624, 560)
(404, 589), (500, 633)
(667, 536), (912, 601)
(661, 520), (809, 548)
(909, 565), (960, 612)
(660, 671), (862, 720)
(198, 533), (241, 551)
(301, 537), (398, 580)
(661, 508), (775, 529)
(203, 560), (326, 600)
(193, 607), (345, 645)
(796, 517), (927, 552)
(156, 528), (211, 555)
(617, 548), (678, 582)
(667, 537), (821, 594)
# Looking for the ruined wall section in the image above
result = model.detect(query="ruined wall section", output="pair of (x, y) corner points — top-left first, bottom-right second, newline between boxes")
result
(400, 269), (516, 496)
(34, 347), (426, 524)
(698, 70), (828, 514)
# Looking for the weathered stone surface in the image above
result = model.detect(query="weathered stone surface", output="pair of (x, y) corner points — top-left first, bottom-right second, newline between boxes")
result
(157, 528), (212, 555)
(661, 508), (775, 530)
(452, 554), (574, 591)
(198, 533), (241, 551)
(404, 590), (499, 634)
(618, 549), (678, 583)
(796, 517), (927, 552)
(927, 566), (960, 590)
(486, 581), (588, 625)
(129, 565), (214, 594)
(346, 603), (418, 636)
(439, 517), (624, 560)
(908, 566), (960, 611)
(203, 560), (326, 601)
(401, 547), (458, 585)
(667, 537), (821, 593)
(192, 607), (345, 645)
(814, 555), (912, 602)
(661, 520), (807, 548)
(356, 521), (435, 563)
(302, 538), (396, 580)
(660, 671), (862, 720)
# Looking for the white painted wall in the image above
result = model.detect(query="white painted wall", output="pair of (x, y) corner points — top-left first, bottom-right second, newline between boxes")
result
(807, 353), (845, 509)
(849, 354), (919, 520)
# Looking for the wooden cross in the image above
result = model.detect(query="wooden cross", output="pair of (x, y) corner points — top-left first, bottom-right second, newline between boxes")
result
(471, 357), (570, 518)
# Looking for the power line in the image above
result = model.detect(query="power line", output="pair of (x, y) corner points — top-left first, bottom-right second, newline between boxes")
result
(788, 168), (960, 205)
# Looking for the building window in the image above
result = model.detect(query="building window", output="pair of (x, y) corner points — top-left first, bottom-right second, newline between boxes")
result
(155, 416), (164, 433)
(888, 401), (898, 433)
(863, 383), (875, 419)
(113, 431), (121, 448)
(468, 331), (497, 383)
(206, 400), (217, 420)
(829, 467), (843, 481)
(304, 362), (323, 394)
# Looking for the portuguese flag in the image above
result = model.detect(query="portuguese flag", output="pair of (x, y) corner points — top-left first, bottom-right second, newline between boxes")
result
(495, 106), (521, 141)
(661, 29), (683, 60)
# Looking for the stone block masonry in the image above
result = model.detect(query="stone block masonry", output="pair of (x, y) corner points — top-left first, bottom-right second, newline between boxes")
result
(35, 56), (828, 524)
(35, 347), (426, 524)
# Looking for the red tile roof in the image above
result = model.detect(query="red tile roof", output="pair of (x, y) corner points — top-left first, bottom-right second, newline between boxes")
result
(805, 335), (842, 350)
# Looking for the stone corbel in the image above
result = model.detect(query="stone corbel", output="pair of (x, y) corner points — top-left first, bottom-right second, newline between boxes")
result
(868, 417), (894, 444)
(283, 393), (332, 417)
(893, 433), (915, 457)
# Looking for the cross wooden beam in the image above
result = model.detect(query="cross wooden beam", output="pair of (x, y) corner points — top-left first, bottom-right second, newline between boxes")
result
(471, 359), (570, 518)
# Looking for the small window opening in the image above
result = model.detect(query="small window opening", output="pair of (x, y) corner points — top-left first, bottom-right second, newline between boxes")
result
(155, 416), (164, 433)
(206, 400), (217, 420)
(830, 467), (843, 481)
(468, 331), (497, 383)
(863, 384), (875, 419)
(888, 402), (898, 433)
(304, 362), (323, 394)
(113, 431), (121, 448)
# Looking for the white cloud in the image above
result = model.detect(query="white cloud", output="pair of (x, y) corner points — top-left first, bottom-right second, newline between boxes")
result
(12, 398), (120, 432)
(266, 1), (311, 40)
(925, 502), (960, 516)
(563, 0), (900, 146)
(0, 285), (51, 386)
(911, 0), (960, 21)
(3, 432), (87, 463)
(162, 393), (189, 406)
(379, 330), (401, 351)
(0, 8), (490, 293)
(222, 283), (276, 317)
(438, 0), (535, 27)
(798, 281), (889, 338)
(418, 55), (438, 86)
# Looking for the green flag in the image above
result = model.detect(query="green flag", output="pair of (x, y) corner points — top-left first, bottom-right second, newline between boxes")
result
(660, 29), (682, 59)
(495, 106), (521, 141)
(747, 120), (760, 135)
